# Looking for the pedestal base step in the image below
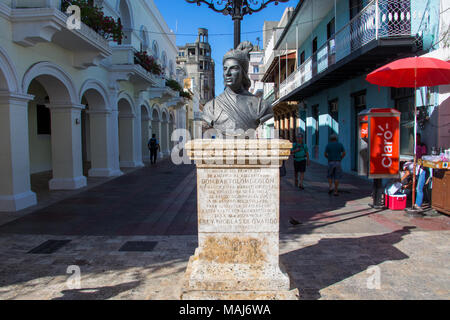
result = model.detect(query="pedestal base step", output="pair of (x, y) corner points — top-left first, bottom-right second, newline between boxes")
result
(181, 289), (299, 300)
(180, 254), (299, 300)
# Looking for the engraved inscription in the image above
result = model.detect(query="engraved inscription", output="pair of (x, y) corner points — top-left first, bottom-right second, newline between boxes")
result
(197, 168), (279, 232)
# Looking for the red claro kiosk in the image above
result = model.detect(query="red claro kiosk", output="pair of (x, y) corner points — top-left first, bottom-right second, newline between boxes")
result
(358, 108), (401, 208)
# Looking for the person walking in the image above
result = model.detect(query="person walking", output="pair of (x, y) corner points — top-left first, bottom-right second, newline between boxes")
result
(403, 162), (429, 212)
(291, 134), (310, 190)
(415, 133), (429, 210)
(148, 134), (160, 165)
(325, 134), (346, 196)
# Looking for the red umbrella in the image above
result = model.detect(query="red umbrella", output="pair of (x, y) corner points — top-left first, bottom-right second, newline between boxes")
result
(367, 57), (450, 88)
(366, 57), (450, 211)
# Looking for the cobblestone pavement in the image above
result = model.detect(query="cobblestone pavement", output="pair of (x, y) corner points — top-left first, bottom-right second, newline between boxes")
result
(0, 159), (449, 300)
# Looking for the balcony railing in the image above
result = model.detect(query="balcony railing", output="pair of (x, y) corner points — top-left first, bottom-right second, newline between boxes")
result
(263, 48), (293, 77)
(265, 89), (276, 106)
(61, 0), (124, 44)
(110, 45), (165, 87)
(277, 0), (422, 101)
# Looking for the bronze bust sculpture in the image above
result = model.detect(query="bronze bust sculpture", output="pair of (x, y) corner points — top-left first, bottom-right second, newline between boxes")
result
(202, 42), (273, 136)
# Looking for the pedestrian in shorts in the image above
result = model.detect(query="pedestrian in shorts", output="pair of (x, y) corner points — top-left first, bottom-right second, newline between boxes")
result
(325, 134), (346, 196)
(291, 134), (310, 190)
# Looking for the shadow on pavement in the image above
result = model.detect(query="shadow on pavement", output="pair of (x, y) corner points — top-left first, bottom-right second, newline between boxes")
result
(281, 226), (414, 299)
(0, 254), (190, 299)
(280, 159), (381, 234)
(54, 280), (142, 300)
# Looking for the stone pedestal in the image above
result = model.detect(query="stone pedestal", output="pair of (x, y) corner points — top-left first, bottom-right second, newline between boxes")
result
(181, 139), (299, 300)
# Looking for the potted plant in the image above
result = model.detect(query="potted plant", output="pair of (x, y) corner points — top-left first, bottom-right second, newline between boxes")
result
(134, 50), (163, 76)
(61, 0), (124, 43)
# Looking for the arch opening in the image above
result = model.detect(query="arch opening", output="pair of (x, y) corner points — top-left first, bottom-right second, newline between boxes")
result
(119, 0), (133, 45)
(27, 79), (53, 178)
(24, 70), (86, 191)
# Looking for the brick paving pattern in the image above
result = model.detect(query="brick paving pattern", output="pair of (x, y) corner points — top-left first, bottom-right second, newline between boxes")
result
(0, 159), (449, 300)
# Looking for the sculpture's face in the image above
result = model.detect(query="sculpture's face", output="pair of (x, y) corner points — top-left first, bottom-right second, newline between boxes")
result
(223, 58), (243, 93)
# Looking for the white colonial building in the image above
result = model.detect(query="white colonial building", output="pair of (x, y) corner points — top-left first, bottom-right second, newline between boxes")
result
(0, 0), (187, 212)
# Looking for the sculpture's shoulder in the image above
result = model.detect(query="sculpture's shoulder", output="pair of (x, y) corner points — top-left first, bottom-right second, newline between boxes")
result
(245, 92), (261, 102)
(241, 90), (258, 99)
(247, 93), (272, 122)
(241, 91), (267, 113)
(239, 90), (261, 105)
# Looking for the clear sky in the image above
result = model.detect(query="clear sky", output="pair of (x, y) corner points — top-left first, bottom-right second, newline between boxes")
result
(153, 0), (296, 94)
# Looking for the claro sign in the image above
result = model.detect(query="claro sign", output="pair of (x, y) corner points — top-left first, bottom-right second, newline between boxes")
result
(358, 108), (400, 178)
(369, 114), (400, 177)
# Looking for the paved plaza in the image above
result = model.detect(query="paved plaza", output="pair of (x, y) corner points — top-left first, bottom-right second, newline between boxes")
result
(0, 159), (449, 300)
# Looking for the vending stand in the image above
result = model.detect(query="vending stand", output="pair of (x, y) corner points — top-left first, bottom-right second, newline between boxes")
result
(418, 159), (450, 215)
(358, 108), (401, 208)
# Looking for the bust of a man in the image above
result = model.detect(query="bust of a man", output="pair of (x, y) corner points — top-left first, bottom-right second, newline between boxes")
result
(202, 42), (273, 136)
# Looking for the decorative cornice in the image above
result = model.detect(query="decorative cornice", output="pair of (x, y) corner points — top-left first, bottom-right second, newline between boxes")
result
(87, 109), (113, 116)
(46, 103), (85, 110)
(0, 91), (33, 104)
(108, 64), (158, 88)
(119, 113), (136, 119)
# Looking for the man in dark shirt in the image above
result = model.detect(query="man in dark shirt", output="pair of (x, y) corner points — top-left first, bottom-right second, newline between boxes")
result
(325, 134), (346, 196)
(148, 134), (160, 165)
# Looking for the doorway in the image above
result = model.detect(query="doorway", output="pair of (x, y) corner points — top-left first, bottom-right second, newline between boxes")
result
(312, 37), (318, 77)
(328, 99), (339, 140)
(312, 104), (320, 159)
(351, 91), (366, 172)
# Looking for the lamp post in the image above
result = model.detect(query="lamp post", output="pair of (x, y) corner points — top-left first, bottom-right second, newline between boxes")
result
(185, 0), (289, 49)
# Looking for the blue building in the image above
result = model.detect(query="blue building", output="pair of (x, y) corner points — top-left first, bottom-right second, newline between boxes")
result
(262, 0), (441, 173)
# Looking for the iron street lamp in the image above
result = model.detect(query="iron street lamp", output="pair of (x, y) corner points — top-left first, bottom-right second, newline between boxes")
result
(186, 0), (290, 49)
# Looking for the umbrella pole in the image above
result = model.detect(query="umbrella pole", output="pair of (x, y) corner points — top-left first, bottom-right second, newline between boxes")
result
(412, 107), (417, 210)
(412, 67), (417, 210)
